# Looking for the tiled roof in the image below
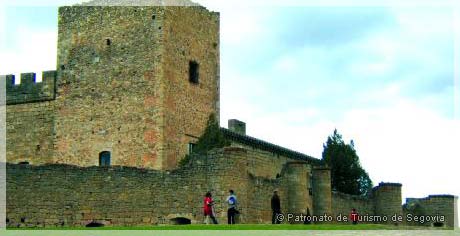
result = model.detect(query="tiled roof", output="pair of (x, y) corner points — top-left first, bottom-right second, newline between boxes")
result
(221, 128), (321, 165)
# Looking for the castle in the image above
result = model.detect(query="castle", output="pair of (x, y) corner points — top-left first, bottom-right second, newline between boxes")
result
(3, 2), (458, 228)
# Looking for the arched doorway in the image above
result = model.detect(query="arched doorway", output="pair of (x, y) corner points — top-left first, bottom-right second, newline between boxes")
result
(170, 217), (191, 225)
(86, 221), (105, 227)
(99, 151), (111, 167)
(433, 222), (444, 227)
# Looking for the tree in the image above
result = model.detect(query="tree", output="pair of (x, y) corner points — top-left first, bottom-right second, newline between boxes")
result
(179, 113), (230, 166)
(321, 129), (373, 196)
(192, 113), (230, 154)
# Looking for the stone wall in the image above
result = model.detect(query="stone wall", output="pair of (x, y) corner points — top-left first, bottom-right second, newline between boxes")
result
(5, 71), (56, 105)
(372, 182), (402, 224)
(230, 142), (314, 180)
(6, 147), (304, 227)
(331, 182), (406, 225)
(161, 6), (219, 169)
(312, 167), (332, 217)
(53, 5), (218, 170)
(403, 195), (458, 228)
(246, 175), (284, 223)
(285, 162), (312, 220)
(55, 6), (166, 169)
(331, 191), (374, 221)
(6, 101), (55, 165)
(5, 71), (57, 164)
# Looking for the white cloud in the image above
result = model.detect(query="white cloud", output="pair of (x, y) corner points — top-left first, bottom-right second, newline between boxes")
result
(0, 27), (57, 80)
(339, 100), (459, 199)
(220, 6), (458, 203)
(220, 7), (269, 46)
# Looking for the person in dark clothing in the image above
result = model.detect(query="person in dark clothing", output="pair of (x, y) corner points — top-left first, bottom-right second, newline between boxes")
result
(304, 208), (312, 224)
(271, 190), (281, 224)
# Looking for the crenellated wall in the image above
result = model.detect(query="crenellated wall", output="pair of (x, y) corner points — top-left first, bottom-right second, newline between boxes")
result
(5, 71), (57, 105)
(4, 71), (57, 164)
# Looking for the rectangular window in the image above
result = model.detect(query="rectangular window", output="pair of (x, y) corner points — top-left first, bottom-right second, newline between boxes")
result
(189, 60), (199, 84)
(188, 143), (197, 154)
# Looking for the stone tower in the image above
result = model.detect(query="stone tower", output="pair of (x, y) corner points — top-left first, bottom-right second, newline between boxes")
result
(373, 182), (402, 223)
(285, 162), (313, 222)
(54, 5), (219, 170)
(312, 166), (332, 217)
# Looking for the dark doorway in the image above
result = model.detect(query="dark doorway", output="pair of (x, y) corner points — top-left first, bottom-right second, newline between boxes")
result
(86, 221), (105, 227)
(170, 217), (191, 225)
(433, 222), (444, 227)
(99, 151), (111, 167)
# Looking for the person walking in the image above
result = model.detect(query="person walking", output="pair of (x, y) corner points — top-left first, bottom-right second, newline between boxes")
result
(271, 190), (281, 224)
(350, 208), (359, 225)
(203, 192), (218, 224)
(226, 189), (238, 224)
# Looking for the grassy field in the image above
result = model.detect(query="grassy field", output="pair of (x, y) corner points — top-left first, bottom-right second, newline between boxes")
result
(8, 223), (436, 230)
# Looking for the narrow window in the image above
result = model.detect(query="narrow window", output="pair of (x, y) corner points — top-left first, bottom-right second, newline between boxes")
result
(10, 75), (16, 85)
(188, 143), (196, 154)
(189, 61), (199, 84)
(99, 151), (111, 166)
(106, 38), (111, 46)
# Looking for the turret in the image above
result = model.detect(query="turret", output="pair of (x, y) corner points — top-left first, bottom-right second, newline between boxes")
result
(373, 182), (402, 224)
(312, 166), (332, 217)
(285, 162), (312, 223)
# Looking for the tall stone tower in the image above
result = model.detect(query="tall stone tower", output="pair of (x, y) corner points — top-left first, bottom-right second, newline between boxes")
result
(54, 5), (219, 170)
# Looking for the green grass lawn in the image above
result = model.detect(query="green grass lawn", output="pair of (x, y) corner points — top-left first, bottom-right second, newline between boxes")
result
(8, 223), (435, 230)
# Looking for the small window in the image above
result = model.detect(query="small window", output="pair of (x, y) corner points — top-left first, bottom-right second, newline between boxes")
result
(10, 75), (16, 85)
(189, 61), (199, 84)
(188, 143), (197, 154)
(99, 151), (111, 166)
(106, 39), (111, 46)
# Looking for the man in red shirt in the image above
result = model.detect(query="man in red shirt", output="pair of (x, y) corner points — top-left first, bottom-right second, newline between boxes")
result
(350, 208), (359, 225)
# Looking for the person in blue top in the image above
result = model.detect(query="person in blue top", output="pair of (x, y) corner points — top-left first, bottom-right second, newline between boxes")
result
(226, 189), (238, 224)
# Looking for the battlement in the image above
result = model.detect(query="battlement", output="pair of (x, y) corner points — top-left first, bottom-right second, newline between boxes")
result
(4, 71), (57, 105)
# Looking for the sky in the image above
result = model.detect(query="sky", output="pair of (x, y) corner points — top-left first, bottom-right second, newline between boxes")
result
(0, 0), (459, 205)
